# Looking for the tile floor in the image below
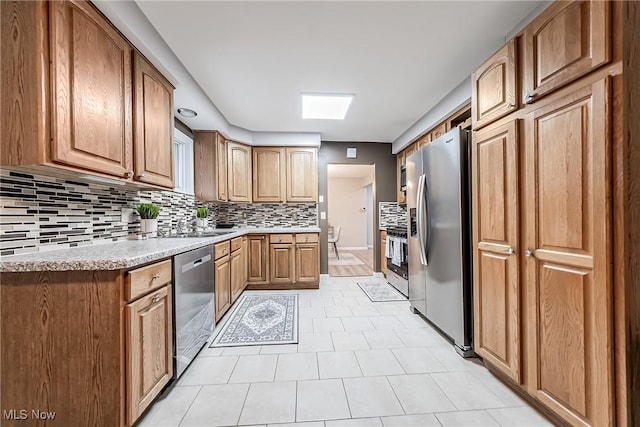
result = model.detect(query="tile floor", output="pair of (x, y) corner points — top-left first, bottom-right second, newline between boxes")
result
(138, 275), (554, 427)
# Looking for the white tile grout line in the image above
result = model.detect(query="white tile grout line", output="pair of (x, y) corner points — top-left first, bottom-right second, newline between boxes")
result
(176, 384), (203, 427)
(235, 382), (252, 427)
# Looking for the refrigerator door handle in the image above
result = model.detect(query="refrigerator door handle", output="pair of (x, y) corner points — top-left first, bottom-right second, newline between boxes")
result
(417, 174), (428, 266)
(423, 173), (431, 262)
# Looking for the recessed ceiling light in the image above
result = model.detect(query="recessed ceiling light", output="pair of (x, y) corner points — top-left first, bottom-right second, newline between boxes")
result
(177, 108), (197, 118)
(302, 93), (353, 120)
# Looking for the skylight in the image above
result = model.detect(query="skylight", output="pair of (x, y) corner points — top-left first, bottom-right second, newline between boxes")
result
(302, 93), (353, 120)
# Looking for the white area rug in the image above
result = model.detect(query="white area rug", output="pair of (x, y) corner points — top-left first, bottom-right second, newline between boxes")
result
(358, 281), (407, 302)
(210, 294), (298, 347)
(328, 253), (365, 266)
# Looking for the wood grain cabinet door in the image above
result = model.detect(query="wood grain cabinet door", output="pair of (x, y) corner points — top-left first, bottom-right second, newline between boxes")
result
(524, 78), (613, 427)
(126, 285), (173, 425)
(523, 0), (610, 104)
(286, 147), (318, 202)
(472, 39), (518, 130)
(270, 243), (295, 284)
(429, 122), (448, 141)
(248, 235), (268, 283)
(230, 249), (244, 303)
(471, 120), (521, 383)
(253, 147), (286, 202)
(133, 53), (175, 188)
(216, 134), (228, 200)
(215, 256), (231, 321)
(49, 0), (133, 178)
(227, 141), (252, 202)
(295, 243), (319, 283)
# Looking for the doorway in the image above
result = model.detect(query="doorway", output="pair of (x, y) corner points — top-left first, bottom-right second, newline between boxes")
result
(327, 164), (375, 277)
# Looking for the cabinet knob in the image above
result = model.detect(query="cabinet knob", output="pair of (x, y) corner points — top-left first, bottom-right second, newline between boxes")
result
(524, 93), (535, 102)
(137, 173), (145, 179)
(507, 247), (515, 255)
(508, 103), (516, 108)
(125, 171), (133, 178)
(152, 294), (161, 303)
(152, 274), (160, 280)
(525, 249), (534, 257)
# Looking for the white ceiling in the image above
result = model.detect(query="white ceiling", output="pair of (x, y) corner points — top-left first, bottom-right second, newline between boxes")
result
(136, 1), (544, 142)
(328, 164), (375, 179)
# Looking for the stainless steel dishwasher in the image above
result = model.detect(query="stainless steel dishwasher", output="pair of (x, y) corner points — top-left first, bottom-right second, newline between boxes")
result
(173, 245), (214, 378)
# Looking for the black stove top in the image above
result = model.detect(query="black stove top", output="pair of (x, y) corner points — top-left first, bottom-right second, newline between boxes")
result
(386, 226), (408, 238)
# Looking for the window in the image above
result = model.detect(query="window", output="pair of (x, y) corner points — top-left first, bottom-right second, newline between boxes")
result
(174, 128), (194, 195)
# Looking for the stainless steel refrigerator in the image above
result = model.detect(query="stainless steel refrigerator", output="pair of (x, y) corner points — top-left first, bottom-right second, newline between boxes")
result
(406, 127), (473, 357)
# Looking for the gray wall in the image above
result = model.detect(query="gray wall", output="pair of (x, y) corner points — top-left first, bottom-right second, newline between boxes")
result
(319, 142), (397, 274)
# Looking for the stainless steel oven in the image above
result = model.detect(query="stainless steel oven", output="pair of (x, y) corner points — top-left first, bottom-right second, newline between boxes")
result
(385, 227), (409, 297)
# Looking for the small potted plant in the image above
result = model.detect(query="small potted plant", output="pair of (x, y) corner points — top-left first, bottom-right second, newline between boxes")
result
(137, 203), (160, 236)
(196, 207), (209, 228)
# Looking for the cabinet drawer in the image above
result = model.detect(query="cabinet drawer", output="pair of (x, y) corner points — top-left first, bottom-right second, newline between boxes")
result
(295, 233), (318, 243)
(231, 237), (242, 252)
(215, 241), (231, 259)
(270, 234), (293, 244)
(126, 259), (172, 301)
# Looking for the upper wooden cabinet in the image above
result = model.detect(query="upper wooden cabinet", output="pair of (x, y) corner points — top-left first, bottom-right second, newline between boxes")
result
(472, 120), (521, 383)
(1, 0), (175, 188)
(133, 53), (174, 188)
(523, 0), (610, 103)
(286, 148), (318, 202)
(523, 77), (613, 427)
(49, 0), (133, 179)
(472, 39), (518, 129)
(194, 131), (227, 201)
(428, 122), (447, 141)
(253, 147), (286, 202)
(227, 141), (252, 202)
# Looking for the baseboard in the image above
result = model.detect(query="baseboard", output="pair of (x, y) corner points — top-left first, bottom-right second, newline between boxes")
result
(372, 272), (384, 278)
(339, 246), (368, 250)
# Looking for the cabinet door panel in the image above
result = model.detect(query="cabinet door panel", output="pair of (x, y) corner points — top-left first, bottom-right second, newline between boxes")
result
(524, 78), (612, 426)
(228, 142), (252, 202)
(270, 244), (294, 284)
(230, 249), (244, 303)
(127, 285), (173, 425)
(523, 1), (610, 102)
(253, 147), (285, 202)
(295, 243), (319, 283)
(215, 256), (231, 321)
(472, 39), (517, 129)
(286, 148), (317, 202)
(248, 235), (268, 283)
(472, 120), (520, 382)
(216, 134), (228, 200)
(134, 54), (174, 188)
(50, 0), (132, 177)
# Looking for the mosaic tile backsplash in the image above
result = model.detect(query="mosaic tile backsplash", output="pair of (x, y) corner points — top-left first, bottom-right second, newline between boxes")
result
(0, 169), (317, 256)
(379, 202), (407, 229)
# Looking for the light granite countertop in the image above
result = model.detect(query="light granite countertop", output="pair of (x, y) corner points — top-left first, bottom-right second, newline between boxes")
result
(0, 227), (321, 273)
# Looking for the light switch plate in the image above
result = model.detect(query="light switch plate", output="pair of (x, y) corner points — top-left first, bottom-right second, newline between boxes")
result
(319, 195), (324, 203)
(121, 208), (135, 223)
(320, 211), (326, 220)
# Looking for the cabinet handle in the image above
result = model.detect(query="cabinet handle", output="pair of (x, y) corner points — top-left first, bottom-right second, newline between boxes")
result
(152, 294), (161, 303)
(525, 249), (534, 257)
(508, 103), (516, 108)
(524, 93), (535, 102)
(261, 236), (265, 240)
(125, 171), (133, 178)
(152, 274), (160, 280)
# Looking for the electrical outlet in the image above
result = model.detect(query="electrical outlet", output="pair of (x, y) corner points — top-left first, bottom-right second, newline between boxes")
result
(121, 208), (135, 223)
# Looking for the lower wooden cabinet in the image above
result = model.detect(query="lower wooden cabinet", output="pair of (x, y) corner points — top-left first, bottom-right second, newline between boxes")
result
(380, 231), (388, 276)
(270, 242), (295, 284)
(214, 254), (231, 321)
(248, 234), (269, 283)
(295, 242), (319, 283)
(126, 285), (173, 425)
(230, 245), (245, 303)
(472, 120), (521, 382)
